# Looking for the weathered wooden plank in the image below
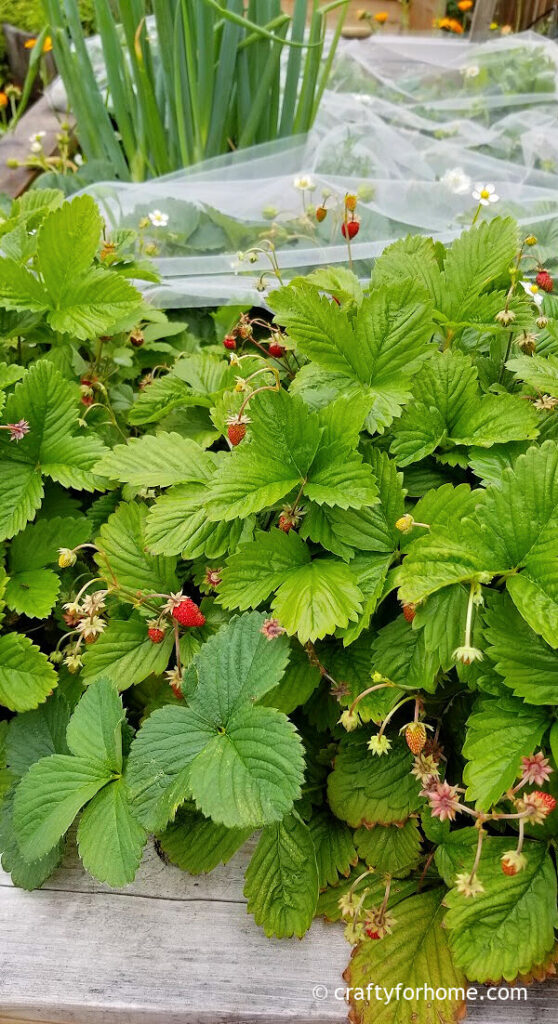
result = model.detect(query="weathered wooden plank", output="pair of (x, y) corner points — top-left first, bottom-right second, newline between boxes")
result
(1, 841), (557, 1023)
(0, 94), (73, 198)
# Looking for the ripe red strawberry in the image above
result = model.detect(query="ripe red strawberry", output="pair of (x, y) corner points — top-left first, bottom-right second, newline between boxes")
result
(342, 220), (360, 240)
(536, 270), (553, 293)
(81, 393), (94, 406)
(172, 598), (206, 628)
(533, 791), (556, 812)
(268, 342), (285, 358)
(227, 421), (246, 446)
(402, 602), (416, 623)
(405, 722), (427, 755)
(501, 850), (527, 876)
(148, 625), (166, 644)
(365, 926), (381, 940)
(316, 206), (327, 223)
(223, 334), (237, 350)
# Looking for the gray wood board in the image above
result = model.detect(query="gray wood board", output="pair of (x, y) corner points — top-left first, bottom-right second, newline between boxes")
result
(0, 841), (557, 1023)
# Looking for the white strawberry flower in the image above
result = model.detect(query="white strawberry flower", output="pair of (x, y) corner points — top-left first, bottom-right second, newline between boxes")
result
(464, 64), (480, 78)
(521, 280), (544, 307)
(472, 183), (499, 206)
(293, 175), (315, 192)
(441, 167), (471, 195)
(148, 209), (169, 227)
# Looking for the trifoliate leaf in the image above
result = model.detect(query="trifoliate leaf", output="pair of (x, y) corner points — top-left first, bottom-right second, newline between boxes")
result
(0, 633), (57, 712)
(354, 819), (422, 878)
(95, 433), (213, 489)
(308, 809), (358, 888)
(462, 696), (549, 810)
(270, 279), (435, 433)
(156, 804), (251, 873)
(391, 351), (538, 466)
(95, 501), (178, 599)
(328, 736), (422, 827)
(66, 678), (125, 773)
(13, 754), (111, 860)
(188, 704), (304, 828)
(77, 777), (147, 887)
(484, 591), (558, 703)
(347, 889), (466, 1024)
(81, 615), (174, 690)
(145, 474), (248, 558)
(444, 837), (556, 982)
(244, 813), (319, 938)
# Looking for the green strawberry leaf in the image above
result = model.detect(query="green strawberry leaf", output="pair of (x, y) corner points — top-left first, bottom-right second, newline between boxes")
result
(444, 837), (557, 982)
(95, 501), (178, 600)
(346, 888), (466, 1024)
(0, 633), (57, 712)
(95, 432), (213, 489)
(308, 809), (358, 889)
(13, 754), (111, 861)
(354, 818), (422, 878)
(81, 615), (174, 689)
(4, 568), (60, 619)
(462, 696), (549, 810)
(77, 777), (147, 887)
(156, 804), (251, 873)
(484, 591), (558, 703)
(328, 736), (422, 828)
(66, 678), (125, 773)
(244, 813), (319, 938)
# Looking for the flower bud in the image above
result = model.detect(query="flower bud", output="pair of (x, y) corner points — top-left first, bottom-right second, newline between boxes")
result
(58, 547), (77, 568)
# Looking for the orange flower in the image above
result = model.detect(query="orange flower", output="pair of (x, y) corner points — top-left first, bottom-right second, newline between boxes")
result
(438, 16), (451, 27)
(0, 92), (7, 108)
(448, 17), (464, 31)
(374, 11), (388, 22)
(24, 35), (52, 52)
(458, 0), (473, 10)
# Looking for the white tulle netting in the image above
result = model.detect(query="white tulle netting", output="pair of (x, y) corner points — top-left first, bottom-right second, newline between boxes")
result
(77, 31), (558, 307)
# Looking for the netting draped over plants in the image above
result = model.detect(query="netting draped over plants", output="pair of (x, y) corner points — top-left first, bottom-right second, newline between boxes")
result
(58, 29), (558, 306)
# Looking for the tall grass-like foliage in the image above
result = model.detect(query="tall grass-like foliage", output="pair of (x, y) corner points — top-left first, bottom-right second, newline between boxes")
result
(42, 0), (348, 180)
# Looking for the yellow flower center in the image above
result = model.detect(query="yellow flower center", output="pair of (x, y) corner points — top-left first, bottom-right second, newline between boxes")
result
(480, 189), (490, 199)
(530, 284), (539, 294)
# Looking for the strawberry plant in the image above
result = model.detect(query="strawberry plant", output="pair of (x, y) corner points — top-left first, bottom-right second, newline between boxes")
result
(1, 191), (558, 1022)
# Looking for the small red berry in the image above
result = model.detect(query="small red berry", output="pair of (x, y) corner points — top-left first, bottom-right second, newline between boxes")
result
(81, 393), (93, 406)
(316, 206), (327, 223)
(227, 421), (246, 446)
(365, 926), (381, 940)
(148, 626), (166, 644)
(402, 602), (416, 623)
(223, 335), (237, 350)
(536, 270), (553, 293)
(533, 791), (556, 812)
(342, 220), (360, 240)
(268, 342), (285, 358)
(278, 512), (293, 533)
(171, 598), (206, 628)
